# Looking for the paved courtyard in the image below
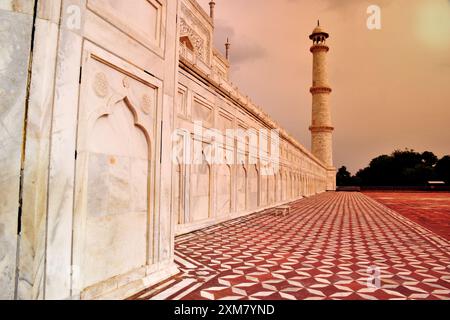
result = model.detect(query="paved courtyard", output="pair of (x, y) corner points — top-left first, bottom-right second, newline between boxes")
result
(364, 192), (450, 241)
(131, 192), (450, 300)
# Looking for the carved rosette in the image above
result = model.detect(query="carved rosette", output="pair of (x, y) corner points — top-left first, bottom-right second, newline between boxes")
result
(93, 72), (109, 98)
(141, 94), (152, 115)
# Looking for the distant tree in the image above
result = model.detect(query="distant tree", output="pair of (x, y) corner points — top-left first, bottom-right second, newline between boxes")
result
(421, 151), (438, 167)
(355, 149), (441, 186)
(340, 150), (448, 187)
(336, 166), (352, 186)
(336, 166), (361, 186)
(435, 156), (450, 184)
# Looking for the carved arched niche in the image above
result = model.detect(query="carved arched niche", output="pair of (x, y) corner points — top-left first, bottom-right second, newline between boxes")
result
(236, 165), (247, 212)
(216, 164), (232, 216)
(82, 95), (153, 287)
(248, 165), (259, 210)
(71, 48), (162, 297)
(190, 149), (211, 222)
(87, 96), (151, 217)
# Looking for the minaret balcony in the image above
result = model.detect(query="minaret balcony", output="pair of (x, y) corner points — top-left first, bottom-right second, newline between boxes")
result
(309, 126), (335, 133)
(310, 44), (329, 53)
(310, 86), (332, 94)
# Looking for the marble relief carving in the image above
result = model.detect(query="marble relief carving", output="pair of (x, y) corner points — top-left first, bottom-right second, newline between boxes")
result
(92, 72), (109, 98)
(73, 46), (160, 292)
(141, 94), (152, 115)
(180, 3), (211, 64)
(180, 18), (205, 61)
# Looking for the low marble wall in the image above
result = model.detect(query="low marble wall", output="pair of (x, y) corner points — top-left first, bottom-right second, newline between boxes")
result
(174, 68), (329, 235)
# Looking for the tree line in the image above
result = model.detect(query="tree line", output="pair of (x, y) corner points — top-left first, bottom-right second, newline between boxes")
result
(337, 149), (450, 186)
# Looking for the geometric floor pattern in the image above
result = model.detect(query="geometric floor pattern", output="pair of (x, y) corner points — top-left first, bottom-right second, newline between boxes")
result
(130, 192), (450, 300)
(364, 192), (450, 241)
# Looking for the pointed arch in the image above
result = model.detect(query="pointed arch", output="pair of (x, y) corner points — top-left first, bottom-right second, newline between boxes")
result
(216, 164), (232, 216)
(236, 165), (247, 211)
(248, 165), (259, 209)
(190, 150), (211, 222)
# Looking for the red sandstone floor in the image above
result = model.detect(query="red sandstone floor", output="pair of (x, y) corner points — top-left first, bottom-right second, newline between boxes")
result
(364, 192), (450, 241)
(131, 192), (450, 300)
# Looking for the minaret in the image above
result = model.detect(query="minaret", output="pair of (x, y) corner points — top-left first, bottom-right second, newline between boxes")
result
(225, 37), (231, 60)
(309, 21), (336, 190)
(209, 1), (216, 21)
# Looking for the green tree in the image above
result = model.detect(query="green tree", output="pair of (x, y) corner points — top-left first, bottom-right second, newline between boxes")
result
(421, 151), (438, 167)
(336, 166), (352, 186)
(336, 166), (361, 186)
(435, 156), (450, 184)
(355, 149), (440, 186)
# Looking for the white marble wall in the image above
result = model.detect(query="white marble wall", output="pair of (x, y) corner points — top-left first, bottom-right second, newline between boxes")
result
(0, 1), (35, 300)
(1, 0), (180, 300)
(16, 0), (62, 301)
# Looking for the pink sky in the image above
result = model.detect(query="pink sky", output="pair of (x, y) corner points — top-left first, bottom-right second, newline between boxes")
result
(197, 0), (450, 173)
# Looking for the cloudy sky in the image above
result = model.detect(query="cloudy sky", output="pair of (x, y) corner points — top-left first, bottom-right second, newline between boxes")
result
(197, 0), (450, 173)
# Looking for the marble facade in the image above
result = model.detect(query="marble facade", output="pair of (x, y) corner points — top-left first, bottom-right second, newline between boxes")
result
(0, 0), (334, 300)
(174, 0), (331, 235)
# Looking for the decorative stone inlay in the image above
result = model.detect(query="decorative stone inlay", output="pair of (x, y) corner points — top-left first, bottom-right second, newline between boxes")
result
(141, 94), (152, 114)
(93, 72), (109, 98)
